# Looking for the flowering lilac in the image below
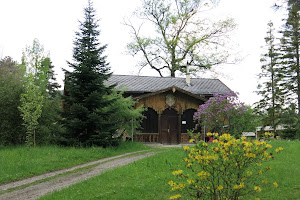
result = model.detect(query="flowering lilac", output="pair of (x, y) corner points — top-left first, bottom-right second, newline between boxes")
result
(194, 91), (248, 133)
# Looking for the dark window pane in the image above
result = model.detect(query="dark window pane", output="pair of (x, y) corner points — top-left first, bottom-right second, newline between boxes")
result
(181, 109), (197, 133)
(140, 108), (158, 133)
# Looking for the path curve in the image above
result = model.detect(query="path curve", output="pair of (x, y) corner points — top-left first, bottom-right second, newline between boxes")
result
(0, 151), (157, 200)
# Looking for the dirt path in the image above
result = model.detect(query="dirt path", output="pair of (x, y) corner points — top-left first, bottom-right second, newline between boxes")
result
(0, 150), (158, 200)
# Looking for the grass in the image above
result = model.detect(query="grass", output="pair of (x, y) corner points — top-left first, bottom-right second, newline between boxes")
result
(0, 142), (151, 184)
(257, 139), (300, 200)
(40, 148), (185, 200)
(40, 140), (300, 200)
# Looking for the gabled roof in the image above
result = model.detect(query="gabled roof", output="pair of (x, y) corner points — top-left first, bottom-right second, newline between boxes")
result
(132, 86), (207, 101)
(107, 75), (231, 96)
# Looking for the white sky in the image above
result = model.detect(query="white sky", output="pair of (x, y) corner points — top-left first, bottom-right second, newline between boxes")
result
(0, 0), (286, 106)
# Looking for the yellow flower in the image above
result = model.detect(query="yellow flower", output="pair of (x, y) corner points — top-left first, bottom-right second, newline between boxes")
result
(254, 186), (262, 192)
(255, 198), (260, 200)
(187, 179), (194, 184)
(239, 182), (244, 188)
(275, 148), (279, 152)
(213, 139), (218, 143)
(169, 180), (175, 186)
(241, 136), (246, 140)
(207, 132), (213, 136)
(266, 144), (272, 148)
(202, 142), (208, 147)
(233, 185), (239, 189)
(213, 132), (218, 137)
(247, 171), (253, 175)
(245, 153), (256, 158)
(259, 170), (262, 175)
(172, 170), (183, 175)
(169, 194), (181, 199)
(262, 180), (268, 184)
(266, 166), (272, 170)
(279, 147), (284, 151)
(206, 186), (210, 190)
(183, 146), (190, 151)
(273, 182), (278, 188)
(218, 185), (223, 190)
(189, 139), (195, 143)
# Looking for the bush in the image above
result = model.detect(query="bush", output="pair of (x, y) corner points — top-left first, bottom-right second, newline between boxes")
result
(169, 133), (283, 200)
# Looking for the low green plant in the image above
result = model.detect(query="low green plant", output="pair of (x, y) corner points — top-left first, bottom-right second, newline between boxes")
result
(169, 133), (283, 200)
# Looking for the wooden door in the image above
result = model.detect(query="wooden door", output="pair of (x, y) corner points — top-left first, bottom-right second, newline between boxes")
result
(161, 109), (178, 144)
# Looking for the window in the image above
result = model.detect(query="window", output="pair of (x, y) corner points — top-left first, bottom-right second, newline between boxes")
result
(140, 108), (158, 133)
(181, 109), (197, 133)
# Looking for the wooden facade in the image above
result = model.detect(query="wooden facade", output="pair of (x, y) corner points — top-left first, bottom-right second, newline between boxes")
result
(133, 87), (205, 144)
(107, 74), (232, 144)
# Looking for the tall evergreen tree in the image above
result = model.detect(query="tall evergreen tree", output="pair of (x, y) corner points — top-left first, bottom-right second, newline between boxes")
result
(62, 1), (119, 147)
(279, 5), (300, 137)
(255, 21), (283, 133)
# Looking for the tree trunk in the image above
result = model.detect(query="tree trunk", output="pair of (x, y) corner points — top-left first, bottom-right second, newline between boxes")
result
(170, 70), (175, 77)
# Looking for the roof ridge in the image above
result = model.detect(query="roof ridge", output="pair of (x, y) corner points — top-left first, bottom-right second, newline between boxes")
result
(111, 74), (220, 81)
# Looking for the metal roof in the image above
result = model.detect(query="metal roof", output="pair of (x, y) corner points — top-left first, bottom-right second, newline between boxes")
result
(106, 75), (231, 95)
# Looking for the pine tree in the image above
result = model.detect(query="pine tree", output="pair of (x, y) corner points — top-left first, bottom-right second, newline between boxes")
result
(255, 21), (283, 133)
(279, 5), (300, 138)
(62, 1), (119, 147)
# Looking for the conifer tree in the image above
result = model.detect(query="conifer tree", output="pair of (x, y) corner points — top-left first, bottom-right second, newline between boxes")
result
(62, 1), (119, 147)
(256, 21), (283, 133)
(279, 5), (300, 137)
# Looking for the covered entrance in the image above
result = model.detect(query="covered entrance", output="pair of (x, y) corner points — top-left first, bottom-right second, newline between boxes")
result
(160, 108), (178, 144)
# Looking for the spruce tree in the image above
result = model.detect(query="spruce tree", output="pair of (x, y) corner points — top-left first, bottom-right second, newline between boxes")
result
(255, 21), (283, 133)
(62, 1), (119, 147)
(279, 5), (300, 138)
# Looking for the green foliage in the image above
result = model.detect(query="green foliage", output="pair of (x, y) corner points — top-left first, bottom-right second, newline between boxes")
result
(170, 134), (283, 199)
(18, 74), (44, 148)
(20, 39), (62, 145)
(0, 57), (25, 145)
(278, 5), (300, 138)
(62, 1), (120, 147)
(255, 21), (284, 133)
(230, 106), (260, 137)
(126, 0), (236, 77)
(103, 90), (145, 136)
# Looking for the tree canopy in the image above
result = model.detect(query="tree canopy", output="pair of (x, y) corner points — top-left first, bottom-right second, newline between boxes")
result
(62, 1), (121, 147)
(126, 0), (236, 77)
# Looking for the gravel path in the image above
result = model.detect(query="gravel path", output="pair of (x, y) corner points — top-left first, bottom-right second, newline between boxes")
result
(0, 150), (157, 200)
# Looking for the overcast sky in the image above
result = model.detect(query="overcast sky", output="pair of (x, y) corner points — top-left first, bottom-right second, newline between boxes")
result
(0, 0), (286, 106)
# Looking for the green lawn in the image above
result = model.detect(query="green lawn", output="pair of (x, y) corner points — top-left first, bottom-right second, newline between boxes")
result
(40, 140), (300, 200)
(0, 142), (151, 184)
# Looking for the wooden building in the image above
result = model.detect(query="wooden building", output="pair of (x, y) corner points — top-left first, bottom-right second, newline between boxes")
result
(107, 75), (231, 144)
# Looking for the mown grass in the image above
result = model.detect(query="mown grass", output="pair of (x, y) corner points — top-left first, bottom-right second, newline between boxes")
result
(0, 142), (151, 184)
(257, 139), (300, 200)
(40, 140), (300, 200)
(40, 148), (186, 200)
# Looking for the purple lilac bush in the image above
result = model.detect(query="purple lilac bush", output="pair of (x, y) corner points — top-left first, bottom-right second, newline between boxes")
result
(193, 91), (248, 135)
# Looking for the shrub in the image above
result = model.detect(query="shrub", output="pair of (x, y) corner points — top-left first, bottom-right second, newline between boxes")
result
(169, 133), (283, 200)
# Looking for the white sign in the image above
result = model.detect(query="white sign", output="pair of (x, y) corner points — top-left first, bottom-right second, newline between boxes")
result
(182, 121), (186, 125)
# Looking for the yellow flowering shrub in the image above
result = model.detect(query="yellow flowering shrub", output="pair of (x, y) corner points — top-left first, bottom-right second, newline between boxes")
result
(169, 133), (283, 199)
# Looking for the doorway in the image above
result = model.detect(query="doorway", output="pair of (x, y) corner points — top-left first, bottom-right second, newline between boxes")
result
(161, 108), (178, 144)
